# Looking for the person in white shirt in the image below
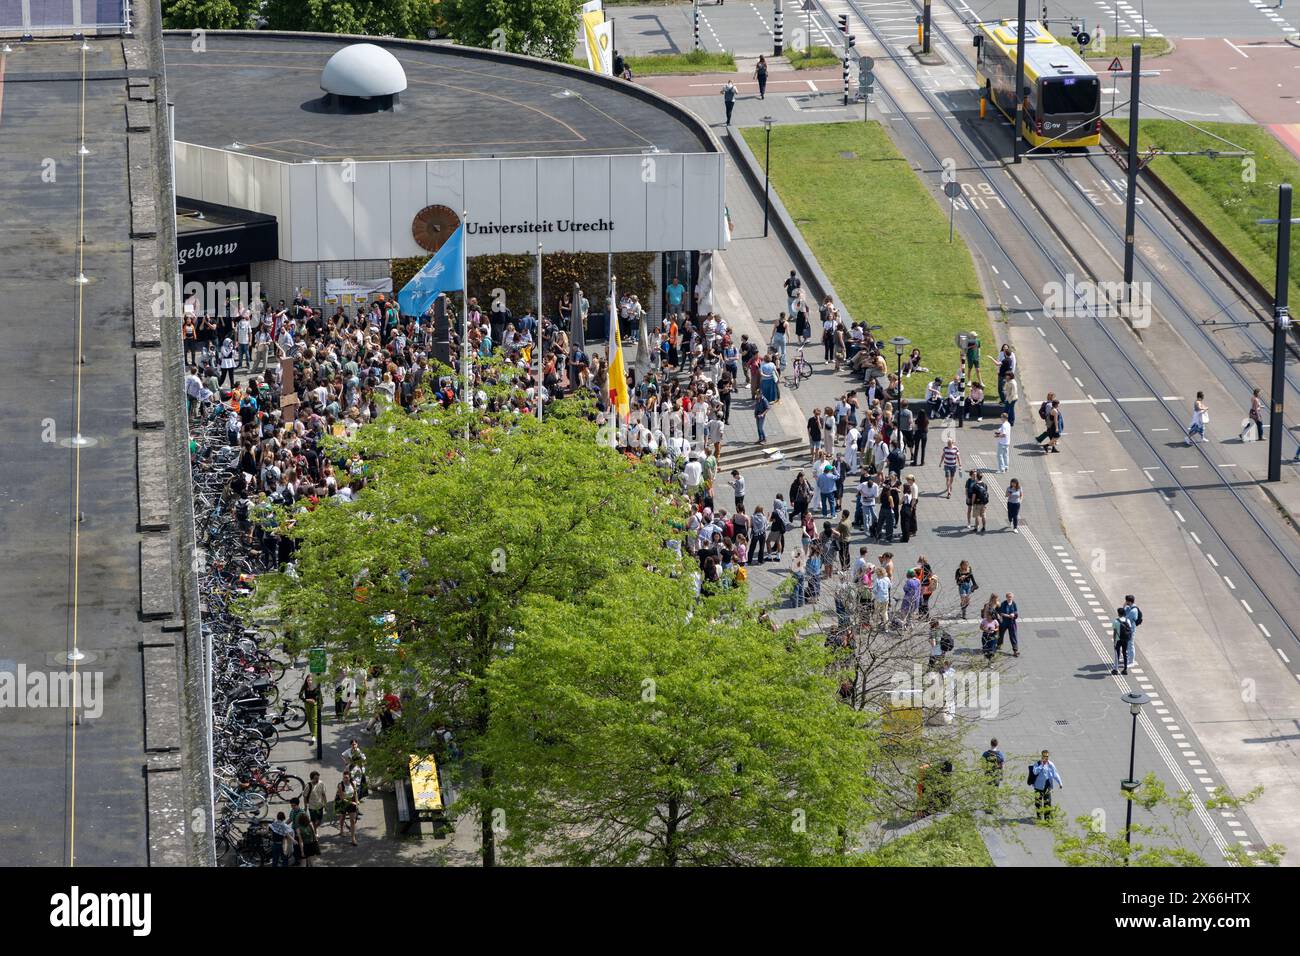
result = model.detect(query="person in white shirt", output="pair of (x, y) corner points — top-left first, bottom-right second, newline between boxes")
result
(682, 455), (704, 492)
(844, 426), (860, 471)
(995, 413), (1012, 472)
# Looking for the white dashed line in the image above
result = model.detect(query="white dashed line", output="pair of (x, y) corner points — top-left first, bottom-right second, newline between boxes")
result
(1189, 532), (1201, 544)
(1275, 646), (1288, 663)
(1205, 553), (1218, 567)
(1223, 576), (1236, 590)
(1173, 510), (1184, 522)
(1241, 599), (1254, 614)
(1074, 376), (1085, 388)
(1061, 360), (1070, 371)
(1100, 412), (1110, 423)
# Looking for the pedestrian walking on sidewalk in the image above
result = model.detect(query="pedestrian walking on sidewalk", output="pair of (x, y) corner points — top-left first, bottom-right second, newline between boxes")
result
(1186, 391), (1210, 444)
(1123, 594), (1143, 667)
(293, 799), (319, 866)
(955, 560), (977, 618)
(753, 392), (769, 443)
(941, 437), (961, 497)
(730, 469), (746, 511)
(1243, 387), (1264, 442)
(754, 55), (769, 99)
(299, 674), (321, 747)
(270, 811), (294, 867)
(304, 771), (328, 836)
(1029, 751), (1063, 821)
(1006, 478), (1023, 532)
(912, 408), (930, 465)
(722, 80), (737, 124)
(1111, 607), (1134, 675)
(995, 412), (1012, 473)
(790, 472), (812, 523)
(979, 596), (999, 659)
(335, 773), (360, 846)
(997, 592), (1020, 656)
(807, 411), (824, 462)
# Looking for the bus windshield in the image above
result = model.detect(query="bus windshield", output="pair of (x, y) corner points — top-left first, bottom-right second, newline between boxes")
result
(1042, 77), (1099, 115)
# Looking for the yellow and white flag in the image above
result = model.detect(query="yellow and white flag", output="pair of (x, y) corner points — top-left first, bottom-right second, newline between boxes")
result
(583, 11), (613, 75)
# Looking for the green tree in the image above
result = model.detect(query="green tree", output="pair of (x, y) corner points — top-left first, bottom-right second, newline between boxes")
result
(443, 0), (583, 61)
(162, 0), (259, 30)
(1052, 773), (1284, 866)
(256, 403), (673, 865)
(262, 0), (443, 38)
(471, 575), (880, 865)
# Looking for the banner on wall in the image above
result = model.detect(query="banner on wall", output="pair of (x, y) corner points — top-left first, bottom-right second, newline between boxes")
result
(324, 276), (393, 306)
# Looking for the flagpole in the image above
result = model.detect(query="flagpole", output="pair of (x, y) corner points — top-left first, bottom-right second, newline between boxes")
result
(610, 273), (618, 420)
(536, 242), (543, 422)
(461, 210), (470, 426)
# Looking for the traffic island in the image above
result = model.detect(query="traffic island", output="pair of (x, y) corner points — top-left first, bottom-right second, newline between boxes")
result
(907, 42), (945, 67)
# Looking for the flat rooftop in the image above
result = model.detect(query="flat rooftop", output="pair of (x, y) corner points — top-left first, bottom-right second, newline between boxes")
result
(163, 32), (715, 162)
(0, 37), (149, 865)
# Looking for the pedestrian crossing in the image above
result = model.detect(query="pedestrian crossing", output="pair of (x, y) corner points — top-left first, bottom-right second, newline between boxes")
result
(1092, 1), (1164, 40)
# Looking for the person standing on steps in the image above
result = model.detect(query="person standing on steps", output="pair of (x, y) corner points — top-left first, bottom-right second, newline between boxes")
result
(754, 55), (769, 99)
(753, 391), (769, 444)
(722, 79), (738, 125)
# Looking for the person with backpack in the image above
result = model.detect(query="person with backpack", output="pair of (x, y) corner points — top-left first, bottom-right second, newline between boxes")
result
(1123, 594), (1143, 667)
(1034, 391), (1057, 444)
(1029, 750), (1063, 821)
(1111, 607), (1135, 675)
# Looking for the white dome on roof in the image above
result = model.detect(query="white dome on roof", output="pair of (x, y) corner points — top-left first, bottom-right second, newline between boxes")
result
(320, 44), (407, 98)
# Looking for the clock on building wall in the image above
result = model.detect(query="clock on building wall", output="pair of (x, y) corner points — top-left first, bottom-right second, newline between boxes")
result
(412, 205), (461, 253)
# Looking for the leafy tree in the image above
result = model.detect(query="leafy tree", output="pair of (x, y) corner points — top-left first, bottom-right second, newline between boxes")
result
(1052, 773), (1284, 866)
(472, 574), (881, 865)
(162, 0), (259, 30)
(262, 0), (443, 38)
(442, 0), (583, 61)
(256, 402), (673, 865)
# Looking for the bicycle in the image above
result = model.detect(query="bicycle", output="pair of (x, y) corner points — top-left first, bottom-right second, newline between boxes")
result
(787, 346), (813, 388)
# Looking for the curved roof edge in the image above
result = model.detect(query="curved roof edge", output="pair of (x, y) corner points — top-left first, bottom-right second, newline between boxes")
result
(161, 29), (722, 156)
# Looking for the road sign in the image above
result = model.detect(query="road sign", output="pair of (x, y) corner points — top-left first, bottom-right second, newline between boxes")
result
(308, 646), (328, 675)
(860, 55), (874, 70)
(1077, 31), (1091, 47)
(1108, 56), (1124, 72)
(943, 181), (961, 199)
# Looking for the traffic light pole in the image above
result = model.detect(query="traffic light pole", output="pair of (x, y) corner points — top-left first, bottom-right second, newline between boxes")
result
(922, 0), (932, 54)
(1012, 0), (1027, 164)
(1123, 43), (1141, 298)
(1268, 184), (1292, 483)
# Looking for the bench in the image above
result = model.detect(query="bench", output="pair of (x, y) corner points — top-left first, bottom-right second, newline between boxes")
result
(395, 753), (450, 837)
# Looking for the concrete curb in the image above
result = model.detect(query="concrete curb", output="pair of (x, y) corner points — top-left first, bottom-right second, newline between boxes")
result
(723, 126), (854, 324)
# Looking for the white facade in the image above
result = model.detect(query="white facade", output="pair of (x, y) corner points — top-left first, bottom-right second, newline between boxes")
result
(173, 143), (728, 261)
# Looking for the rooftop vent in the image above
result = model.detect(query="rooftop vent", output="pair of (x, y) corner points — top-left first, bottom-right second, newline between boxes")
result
(319, 43), (406, 112)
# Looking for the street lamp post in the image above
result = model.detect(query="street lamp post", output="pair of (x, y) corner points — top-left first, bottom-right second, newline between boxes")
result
(762, 115), (774, 238)
(1120, 690), (1150, 861)
(891, 335), (911, 423)
(1255, 184), (1296, 483)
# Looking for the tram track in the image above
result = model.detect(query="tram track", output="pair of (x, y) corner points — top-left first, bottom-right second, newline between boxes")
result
(809, 0), (1300, 661)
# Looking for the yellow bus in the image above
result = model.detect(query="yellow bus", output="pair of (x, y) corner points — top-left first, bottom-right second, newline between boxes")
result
(973, 20), (1101, 149)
